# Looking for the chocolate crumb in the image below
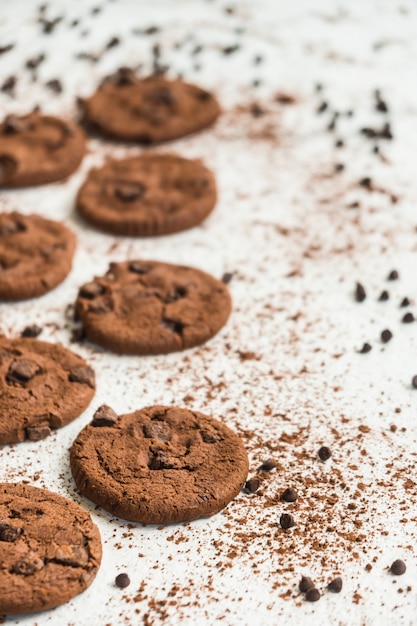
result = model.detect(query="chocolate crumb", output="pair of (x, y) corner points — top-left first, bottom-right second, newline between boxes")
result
(355, 282), (366, 303)
(222, 44), (240, 55)
(245, 478), (260, 493)
(411, 376), (417, 389)
(0, 44), (14, 55)
(317, 101), (328, 114)
(258, 459), (276, 472)
(388, 270), (399, 281)
(359, 177), (372, 189)
(305, 588), (320, 602)
(279, 513), (295, 529)
(221, 272), (234, 285)
(115, 573), (131, 588)
(1, 76), (17, 94)
(328, 577), (343, 593)
(106, 36), (120, 49)
(26, 53), (46, 70)
(359, 342), (372, 354)
(21, 325), (42, 338)
(299, 576), (314, 593)
(400, 297), (410, 308)
(390, 560), (406, 576)
(45, 79), (62, 93)
(318, 446), (332, 461)
(379, 290), (389, 302)
(381, 329), (392, 343)
(281, 488), (298, 503)
(402, 313), (414, 324)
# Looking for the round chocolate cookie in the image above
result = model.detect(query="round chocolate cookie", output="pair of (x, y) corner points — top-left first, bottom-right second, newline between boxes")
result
(76, 153), (217, 236)
(70, 405), (248, 524)
(74, 260), (232, 354)
(79, 69), (220, 143)
(0, 483), (102, 615)
(0, 212), (76, 301)
(0, 112), (85, 187)
(0, 337), (95, 445)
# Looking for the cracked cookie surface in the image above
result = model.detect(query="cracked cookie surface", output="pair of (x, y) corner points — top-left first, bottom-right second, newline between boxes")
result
(0, 112), (85, 187)
(74, 260), (231, 354)
(0, 212), (76, 301)
(0, 482), (101, 615)
(76, 153), (217, 236)
(0, 337), (95, 445)
(80, 70), (220, 143)
(70, 405), (248, 524)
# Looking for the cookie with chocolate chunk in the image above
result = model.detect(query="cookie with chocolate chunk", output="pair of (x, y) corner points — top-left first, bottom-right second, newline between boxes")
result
(79, 70), (220, 143)
(0, 112), (85, 187)
(0, 337), (95, 445)
(74, 260), (231, 354)
(76, 153), (216, 236)
(0, 483), (101, 615)
(0, 212), (76, 301)
(70, 405), (248, 524)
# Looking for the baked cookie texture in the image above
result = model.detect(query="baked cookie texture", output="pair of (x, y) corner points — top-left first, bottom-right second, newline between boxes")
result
(0, 483), (102, 615)
(74, 260), (231, 355)
(70, 405), (249, 524)
(76, 153), (217, 236)
(0, 212), (76, 301)
(0, 337), (95, 445)
(80, 70), (221, 143)
(0, 112), (85, 187)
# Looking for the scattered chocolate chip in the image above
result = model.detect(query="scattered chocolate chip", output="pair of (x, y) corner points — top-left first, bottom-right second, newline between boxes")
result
(328, 577), (343, 593)
(92, 404), (118, 427)
(106, 36), (120, 49)
(318, 446), (332, 461)
(1, 75), (17, 94)
(26, 425), (51, 441)
(0, 523), (22, 542)
(381, 329), (392, 343)
(222, 272), (233, 285)
(359, 342), (372, 354)
(390, 560), (406, 576)
(21, 325), (43, 338)
(279, 513), (295, 529)
(388, 270), (399, 281)
(379, 290), (389, 302)
(0, 44), (14, 55)
(45, 78), (62, 93)
(115, 573), (131, 588)
(400, 297), (410, 307)
(305, 588), (320, 602)
(412, 376), (417, 389)
(258, 459), (276, 472)
(402, 312), (414, 324)
(68, 366), (95, 389)
(317, 101), (328, 114)
(281, 488), (298, 503)
(7, 359), (41, 384)
(299, 576), (315, 593)
(245, 477), (260, 493)
(359, 177), (372, 189)
(355, 282), (366, 303)
(26, 53), (46, 70)
(222, 44), (240, 55)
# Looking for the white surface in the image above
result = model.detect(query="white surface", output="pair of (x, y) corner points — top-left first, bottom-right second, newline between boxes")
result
(1, 0), (417, 624)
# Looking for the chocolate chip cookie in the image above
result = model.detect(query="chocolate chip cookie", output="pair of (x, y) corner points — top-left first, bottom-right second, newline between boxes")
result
(0, 337), (95, 445)
(70, 405), (248, 524)
(0, 212), (76, 301)
(79, 69), (220, 143)
(76, 153), (217, 236)
(74, 260), (232, 354)
(0, 483), (101, 615)
(0, 112), (85, 187)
